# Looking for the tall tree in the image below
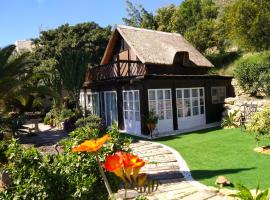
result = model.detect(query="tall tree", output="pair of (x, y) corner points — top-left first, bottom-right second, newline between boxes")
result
(56, 50), (88, 107)
(32, 22), (111, 100)
(222, 0), (270, 51)
(123, 0), (157, 30)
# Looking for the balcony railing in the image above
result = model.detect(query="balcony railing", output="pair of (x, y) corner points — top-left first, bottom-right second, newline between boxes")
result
(85, 60), (146, 82)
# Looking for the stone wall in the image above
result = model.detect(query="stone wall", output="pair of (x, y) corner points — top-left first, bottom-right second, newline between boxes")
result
(223, 96), (270, 120)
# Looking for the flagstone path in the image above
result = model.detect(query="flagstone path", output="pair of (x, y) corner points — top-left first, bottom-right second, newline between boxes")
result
(124, 140), (233, 200)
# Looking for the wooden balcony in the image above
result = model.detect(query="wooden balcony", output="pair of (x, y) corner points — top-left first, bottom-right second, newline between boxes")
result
(85, 60), (146, 82)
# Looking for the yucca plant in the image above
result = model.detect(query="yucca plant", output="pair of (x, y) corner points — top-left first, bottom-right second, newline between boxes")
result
(221, 110), (239, 128)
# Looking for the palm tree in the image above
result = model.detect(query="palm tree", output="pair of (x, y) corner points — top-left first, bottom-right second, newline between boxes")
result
(0, 45), (59, 114)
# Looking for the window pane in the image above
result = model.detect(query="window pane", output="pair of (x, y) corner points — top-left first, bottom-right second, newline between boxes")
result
(148, 91), (155, 100)
(183, 107), (191, 117)
(158, 100), (164, 111)
(166, 110), (172, 119)
(149, 101), (156, 112)
(124, 111), (128, 119)
(165, 100), (171, 110)
(165, 90), (171, 99)
(178, 109), (183, 118)
(176, 99), (182, 109)
(123, 92), (127, 101)
(192, 99), (199, 107)
(199, 88), (204, 97)
(124, 102), (128, 110)
(158, 110), (164, 120)
(135, 112), (140, 121)
(129, 92), (133, 101)
(184, 99), (190, 107)
(134, 91), (139, 101)
(177, 90), (182, 98)
(184, 89), (190, 98)
(157, 90), (163, 100)
(129, 111), (133, 120)
(192, 89), (198, 97)
(200, 106), (204, 114)
(200, 98), (204, 106)
(212, 88), (217, 96)
(129, 101), (133, 110)
(193, 107), (199, 116)
(135, 102), (139, 111)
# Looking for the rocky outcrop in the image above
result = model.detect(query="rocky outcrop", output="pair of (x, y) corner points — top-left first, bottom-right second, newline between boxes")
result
(223, 96), (270, 120)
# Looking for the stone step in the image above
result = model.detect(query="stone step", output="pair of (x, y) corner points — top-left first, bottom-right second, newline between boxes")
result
(181, 190), (218, 200)
(136, 150), (172, 157)
(141, 165), (180, 173)
(148, 171), (184, 180)
(132, 145), (163, 152)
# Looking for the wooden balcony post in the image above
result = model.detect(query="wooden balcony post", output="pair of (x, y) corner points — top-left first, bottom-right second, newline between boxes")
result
(117, 55), (120, 76)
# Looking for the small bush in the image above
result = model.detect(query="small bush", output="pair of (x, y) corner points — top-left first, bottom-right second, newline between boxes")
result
(246, 108), (270, 144)
(221, 110), (239, 128)
(234, 51), (270, 96)
(75, 115), (106, 133)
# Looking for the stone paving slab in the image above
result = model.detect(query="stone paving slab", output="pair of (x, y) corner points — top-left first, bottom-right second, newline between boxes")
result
(123, 140), (229, 200)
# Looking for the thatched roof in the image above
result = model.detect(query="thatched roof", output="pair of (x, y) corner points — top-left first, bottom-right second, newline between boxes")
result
(101, 25), (213, 67)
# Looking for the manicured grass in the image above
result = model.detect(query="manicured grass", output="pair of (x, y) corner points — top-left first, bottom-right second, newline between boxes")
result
(153, 128), (270, 189)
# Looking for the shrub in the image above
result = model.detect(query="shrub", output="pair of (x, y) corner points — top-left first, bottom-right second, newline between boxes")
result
(59, 109), (74, 121)
(234, 51), (270, 96)
(221, 110), (239, 128)
(75, 115), (106, 133)
(246, 108), (270, 144)
(0, 125), (131, 199)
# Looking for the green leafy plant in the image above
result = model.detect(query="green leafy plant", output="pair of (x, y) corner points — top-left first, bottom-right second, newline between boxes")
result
(246, 108), (270, 145)
(230, 184), (269, 200)
(144, 111), (158, 125)
(221, 110), (239, 128)
(234, 51), (270, 96)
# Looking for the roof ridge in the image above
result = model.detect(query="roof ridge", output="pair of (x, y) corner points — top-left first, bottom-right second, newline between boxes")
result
(117, 25), (183, 37)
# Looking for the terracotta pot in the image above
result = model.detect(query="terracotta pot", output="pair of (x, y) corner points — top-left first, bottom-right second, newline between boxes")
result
(147, 123), (156, 132)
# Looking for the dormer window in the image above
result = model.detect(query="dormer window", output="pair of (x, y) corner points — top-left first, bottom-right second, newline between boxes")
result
(173, 51), (189, 66)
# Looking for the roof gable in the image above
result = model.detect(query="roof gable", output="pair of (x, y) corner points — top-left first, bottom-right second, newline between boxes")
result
(101, 25), (213, 68)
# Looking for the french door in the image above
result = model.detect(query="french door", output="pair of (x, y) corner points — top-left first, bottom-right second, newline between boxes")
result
(123, 90), (141, 135)
(104, 91), (118, 126)
(148, 89), (173, 133)
(176, 88), (206, 130)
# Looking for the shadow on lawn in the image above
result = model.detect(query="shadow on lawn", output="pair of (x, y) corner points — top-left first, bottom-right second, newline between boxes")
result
(189, 167), (256, 181)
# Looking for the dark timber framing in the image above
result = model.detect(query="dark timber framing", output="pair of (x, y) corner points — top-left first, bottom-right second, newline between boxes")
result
(81, 25), (234, 136)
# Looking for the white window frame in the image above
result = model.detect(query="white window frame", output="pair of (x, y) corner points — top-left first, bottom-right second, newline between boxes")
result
(86, 91), (100, 116)
(176, 87), (205, 118)
(148, 89), (173, 120)
(211, 86), (226, 104)
(123, 90), (140, 122)
(104, 91), (118, 126)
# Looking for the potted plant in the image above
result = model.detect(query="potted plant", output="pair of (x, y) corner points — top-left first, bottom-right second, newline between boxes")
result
(144, 111), (158, 139)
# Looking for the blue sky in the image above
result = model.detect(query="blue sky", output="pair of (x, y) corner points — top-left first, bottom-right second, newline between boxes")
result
(0, 0), (181, 47)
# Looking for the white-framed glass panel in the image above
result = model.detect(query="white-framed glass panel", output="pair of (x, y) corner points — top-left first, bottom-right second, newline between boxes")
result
(148, 89), (173, 133)
(104, 91), (118, 126)
(86, 92), (100, 116)
(211, 87), (226, 104)
(176, 87), (206, 130)
(123, 90), (141, 135)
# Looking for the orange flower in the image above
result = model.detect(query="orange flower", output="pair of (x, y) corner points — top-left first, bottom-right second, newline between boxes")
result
(71, 134), (111, 153)
(104, 154), (125, 180)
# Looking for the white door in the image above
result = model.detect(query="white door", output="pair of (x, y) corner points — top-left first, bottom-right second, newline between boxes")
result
(123, 90), (141, 135)
(104, 91), (118, 126)
(148, 89), (173, 133)
(176, 88), (206, 130)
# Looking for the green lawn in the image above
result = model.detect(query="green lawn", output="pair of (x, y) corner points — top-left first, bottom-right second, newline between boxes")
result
(152, 128), (270, 189)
